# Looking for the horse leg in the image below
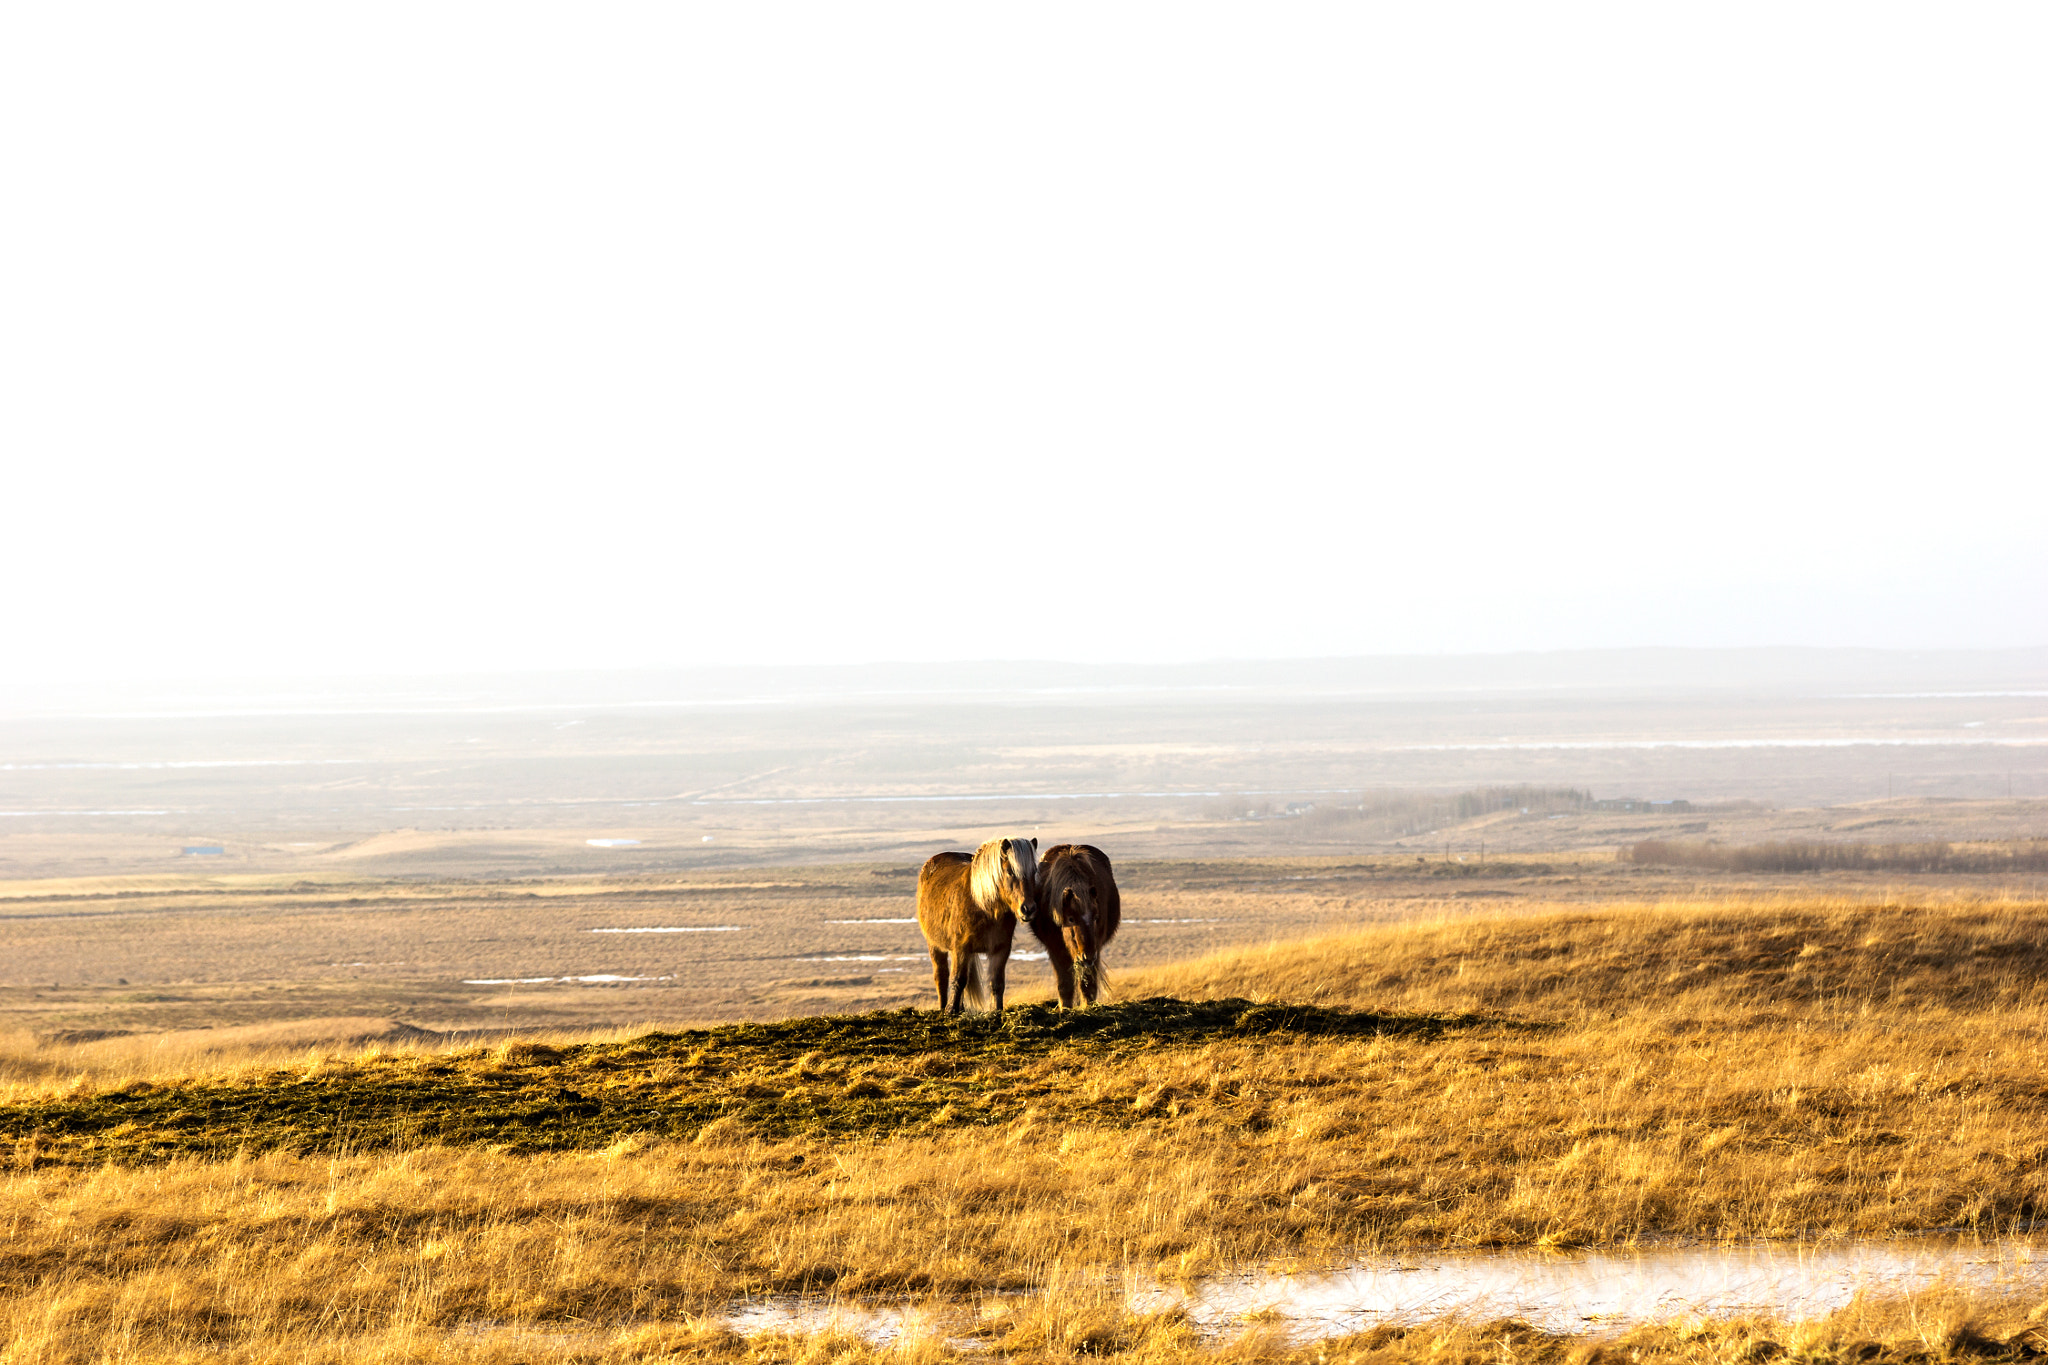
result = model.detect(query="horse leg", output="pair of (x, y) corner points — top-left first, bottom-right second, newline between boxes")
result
(988, 944), (1011, 1012)
(948, 951), (974, 1015)
(929, 948), (950, 1011)
(1045, 939), (1077, 1009)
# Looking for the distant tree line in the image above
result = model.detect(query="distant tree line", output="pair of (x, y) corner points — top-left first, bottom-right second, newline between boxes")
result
(1215, 785), (1590, 836)
(1626, 839), (2048, 874)
(1444, 785), (1589, 821)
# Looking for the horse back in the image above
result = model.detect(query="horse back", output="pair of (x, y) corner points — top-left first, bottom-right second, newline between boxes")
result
(916, 851), (974, 946)
(1040, 843), (1121, 948)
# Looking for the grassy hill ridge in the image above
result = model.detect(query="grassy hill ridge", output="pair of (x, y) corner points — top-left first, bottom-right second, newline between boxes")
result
(3, 998), (1501, 1166)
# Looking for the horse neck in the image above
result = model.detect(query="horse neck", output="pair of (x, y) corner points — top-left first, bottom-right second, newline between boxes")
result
(969, 844), (1024, 919)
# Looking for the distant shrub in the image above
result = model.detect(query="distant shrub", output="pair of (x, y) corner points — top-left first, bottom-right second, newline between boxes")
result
(1626, 839), (2048, 874)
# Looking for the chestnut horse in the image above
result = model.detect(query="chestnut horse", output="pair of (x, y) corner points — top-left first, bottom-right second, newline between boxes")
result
(915, 836), (1041, 1013)
(1029, 843), (1121, 1007)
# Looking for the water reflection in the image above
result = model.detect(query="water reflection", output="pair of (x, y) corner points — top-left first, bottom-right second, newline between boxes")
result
(724, 1238), (2048, 1345)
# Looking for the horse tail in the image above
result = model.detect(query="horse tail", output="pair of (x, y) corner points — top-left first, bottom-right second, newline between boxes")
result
(959, 955), (993, 1010)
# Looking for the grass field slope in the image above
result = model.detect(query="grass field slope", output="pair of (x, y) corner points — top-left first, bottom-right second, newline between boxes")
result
(6, 892), (2048, 1362)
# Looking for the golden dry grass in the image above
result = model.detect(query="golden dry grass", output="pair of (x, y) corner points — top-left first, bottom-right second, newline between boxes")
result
(0, 1021), (660, 1107)
(7, 892), (2048, 1362)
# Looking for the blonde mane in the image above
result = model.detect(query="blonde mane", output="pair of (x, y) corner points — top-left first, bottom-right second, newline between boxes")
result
(968, 836), (1037, 912)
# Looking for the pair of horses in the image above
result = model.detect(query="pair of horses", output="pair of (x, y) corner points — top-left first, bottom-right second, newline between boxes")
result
(914, 837), (1120, 1013)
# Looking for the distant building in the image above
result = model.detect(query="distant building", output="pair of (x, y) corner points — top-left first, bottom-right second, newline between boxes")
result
(181, 846), (224, 856)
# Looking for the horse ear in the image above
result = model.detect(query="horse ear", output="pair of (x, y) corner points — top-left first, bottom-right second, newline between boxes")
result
(1030, 837), (1038, 851)
(1001, 838), (1011, 852)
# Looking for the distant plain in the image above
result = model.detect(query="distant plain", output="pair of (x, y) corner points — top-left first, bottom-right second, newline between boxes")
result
(3, 652), (2046, 1045)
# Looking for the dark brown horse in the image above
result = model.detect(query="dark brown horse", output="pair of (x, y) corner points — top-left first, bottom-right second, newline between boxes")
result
(915, 836), (1041, 1013)
(1029, 843), (1121, 1007)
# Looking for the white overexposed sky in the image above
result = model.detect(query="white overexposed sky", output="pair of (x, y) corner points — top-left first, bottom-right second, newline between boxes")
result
(2, 4), (2043, 684)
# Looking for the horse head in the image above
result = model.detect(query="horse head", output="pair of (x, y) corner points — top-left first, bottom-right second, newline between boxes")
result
(1048, 881), (1104, 999)
(975, 836), (1042, 922)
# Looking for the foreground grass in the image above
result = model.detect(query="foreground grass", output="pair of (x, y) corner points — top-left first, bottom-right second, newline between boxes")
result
(6, 893), (2048, 1361)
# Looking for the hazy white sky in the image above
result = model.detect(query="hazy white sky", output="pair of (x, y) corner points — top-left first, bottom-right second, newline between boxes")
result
(4, 4), (2043, 683)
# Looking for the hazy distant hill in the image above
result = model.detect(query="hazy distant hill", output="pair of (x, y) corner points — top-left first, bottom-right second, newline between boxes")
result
(6, 646), (2045, 719)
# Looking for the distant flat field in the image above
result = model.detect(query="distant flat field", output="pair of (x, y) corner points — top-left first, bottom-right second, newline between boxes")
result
(2, 791), (2047, 883)
(5, 847), (2048, 1047)
(0, 857), (1454, 1038)
(3, 667), (2046, 883)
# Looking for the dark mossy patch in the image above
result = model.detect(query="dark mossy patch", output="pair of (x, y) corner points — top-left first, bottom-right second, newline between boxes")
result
(708, 995), (1490, 1053)
(1, 997), (1513, 1169)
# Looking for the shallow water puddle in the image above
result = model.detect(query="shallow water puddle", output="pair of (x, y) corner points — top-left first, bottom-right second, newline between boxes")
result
(460, 973), (673, 984)
(728, 1299), (972, 1348)
(1143, 1239), (2046, 1338)
(722, 1239), (2048, 1345)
